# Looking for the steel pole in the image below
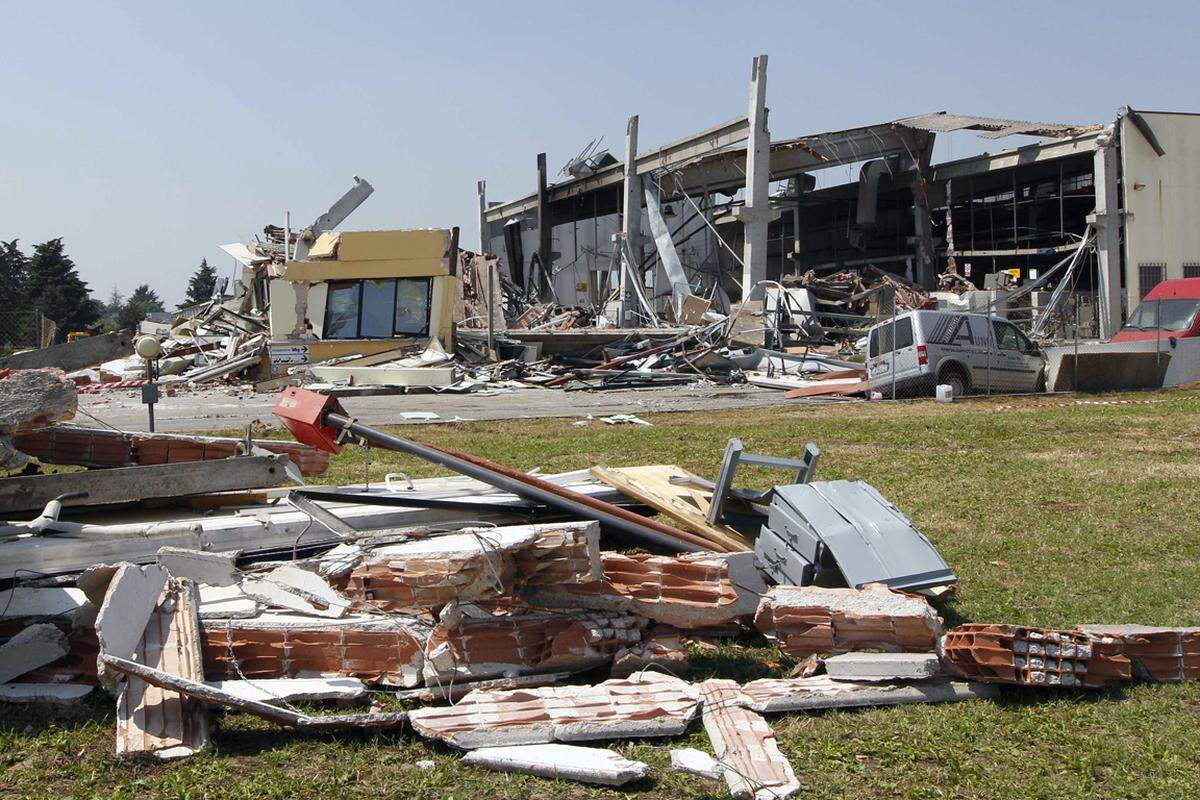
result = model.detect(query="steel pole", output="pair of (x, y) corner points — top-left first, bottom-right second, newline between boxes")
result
(322, 411), (707, 552)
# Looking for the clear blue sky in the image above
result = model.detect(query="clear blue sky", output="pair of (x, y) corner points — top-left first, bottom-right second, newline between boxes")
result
(2, 1), (1194, 305)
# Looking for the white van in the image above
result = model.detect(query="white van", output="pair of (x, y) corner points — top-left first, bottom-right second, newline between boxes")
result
(865, 310), (1046, 396)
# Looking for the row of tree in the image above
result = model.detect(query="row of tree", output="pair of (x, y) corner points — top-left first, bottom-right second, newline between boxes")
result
(0, 238), (221, 339)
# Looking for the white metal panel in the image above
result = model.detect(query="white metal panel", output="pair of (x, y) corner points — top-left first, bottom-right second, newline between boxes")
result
(1121, 112), (1200, 298)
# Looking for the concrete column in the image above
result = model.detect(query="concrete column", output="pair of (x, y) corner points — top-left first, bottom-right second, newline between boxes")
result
(908, 131), (937, 289)
(1090, 128), (1123, 338)
(738, 54), (771, 300)
(476, 180), (488, 254)
(620, 115), (641, 323)
(536, 153), (550, 298)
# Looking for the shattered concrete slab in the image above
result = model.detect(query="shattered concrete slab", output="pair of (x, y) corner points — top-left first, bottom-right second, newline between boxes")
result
(699, 678), (800, 800)
(115, 577), (211, 759)
(197, 584), (258, 619)
(0, 587), (88, 622)
(423, 610), (643, 684)
(521, 552), (741, 629)
(0, 623), (70, 684)
(461, 743), (649, 786)
(0, 682), (94, 704)
(824, 652), (942, 682)
(201, 613), (429, 687)
(754, 584), (942, 659)
(1078, 624), (1200, 682)
(240, 570), (348, 618)
(105, 654), (406, 731)
(94, 564), (169, 683)
(408, 672), (701, 749)
(204, 677), (366, 703)
(340, 522), (598, 612)
(738, 675), (998, 713)
(940, 624), (1130, 688)
(671, 747), (724, 780)
(157, 547), (239, 587)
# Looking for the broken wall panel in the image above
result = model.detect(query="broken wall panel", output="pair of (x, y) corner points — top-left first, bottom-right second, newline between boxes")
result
(521, 552), (741, 629)
(12, 426), (332, 477)
(423, 610), (643, 684)
(754, 584), (942, 659)
(940, 624), (1131, 688)
(200, 614), (429, 688)
(339, 522), (597, 612)
(115, 578), (211, 759)
(700, 678), (800, 800)
(408, 672), (701, 749)
(1078, 624), (1200, 682)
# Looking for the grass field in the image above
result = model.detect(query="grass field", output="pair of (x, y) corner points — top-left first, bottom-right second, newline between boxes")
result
(3, 390), (1200, 799)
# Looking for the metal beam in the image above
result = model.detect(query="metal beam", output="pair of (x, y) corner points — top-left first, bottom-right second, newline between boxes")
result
(483, 116), (750, 224)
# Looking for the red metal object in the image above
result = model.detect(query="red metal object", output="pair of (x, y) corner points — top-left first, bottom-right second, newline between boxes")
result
(273, 387), (347, 454)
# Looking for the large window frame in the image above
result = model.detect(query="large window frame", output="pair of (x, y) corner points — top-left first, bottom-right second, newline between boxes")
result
(322, 277), (433, 340)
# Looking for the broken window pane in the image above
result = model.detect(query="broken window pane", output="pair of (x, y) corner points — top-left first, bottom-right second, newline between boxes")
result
(324, 282), (360, 339)
(395, 278), (432, 336)
(361, 280), (397, 338)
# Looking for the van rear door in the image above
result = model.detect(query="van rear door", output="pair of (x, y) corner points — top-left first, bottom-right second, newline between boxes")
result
(867, 315), (919, 392)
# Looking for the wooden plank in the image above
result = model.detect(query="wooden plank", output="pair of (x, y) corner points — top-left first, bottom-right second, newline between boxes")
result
(0, 455), (291, 514)
(589, 465), (752, 552)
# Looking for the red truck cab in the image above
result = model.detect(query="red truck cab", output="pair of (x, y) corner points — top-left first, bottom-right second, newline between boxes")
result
(1112, 278), (1200, 342)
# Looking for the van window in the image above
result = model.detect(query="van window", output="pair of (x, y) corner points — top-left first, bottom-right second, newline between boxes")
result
(992, 320), (1021, 350)
(894, 317), (913, 350)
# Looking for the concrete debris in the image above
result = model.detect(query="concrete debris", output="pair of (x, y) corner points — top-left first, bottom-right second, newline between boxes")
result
(611, 626), (689, 678)
(754, 584), (942, 659)
(93, 564), (169, 686)
(113, 576), (211, 759)
(157, 547), (239, 587)
(671, 747), (724, 780)
(240, 572), (348, 619)
(599, 414), (652, 426)
(423, 610), (643, 684)
(259, 564), (352, 616)
(0, 368), (77, 471)
(699, 678), (800, 800)
(461, 743), (650, 786)
(0, 682), (94, 704)
(940, 624), (1134, 688)
(200, 613), (429, 687)
(0, 623), (70, 684)
(521, 552), (741, 629)
(0, 587), (88, 622)
(738, 675), (999, 712)
(197, 584), (259, 619)
(408, 672), (701, 749)
(824, 651), (942, 682)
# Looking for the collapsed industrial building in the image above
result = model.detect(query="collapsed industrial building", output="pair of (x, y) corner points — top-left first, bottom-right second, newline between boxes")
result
(2, 53), (1199, 796)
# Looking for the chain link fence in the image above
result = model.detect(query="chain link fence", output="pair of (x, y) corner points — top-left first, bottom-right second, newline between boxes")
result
(0, 311), (56, 356)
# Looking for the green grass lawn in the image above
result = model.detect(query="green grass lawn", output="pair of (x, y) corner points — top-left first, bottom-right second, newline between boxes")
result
(3, 390), (1200, 799)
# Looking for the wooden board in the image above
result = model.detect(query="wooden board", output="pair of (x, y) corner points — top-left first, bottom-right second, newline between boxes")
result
(589, 465), (752, 552)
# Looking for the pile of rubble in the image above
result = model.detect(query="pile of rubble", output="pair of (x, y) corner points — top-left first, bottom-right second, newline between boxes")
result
(0, 381), (1196, 795)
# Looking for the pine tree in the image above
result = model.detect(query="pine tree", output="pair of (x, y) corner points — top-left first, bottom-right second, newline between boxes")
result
(23, 238), (101, 337)
(0, 240), (28, 307)
(105, 285), (125, 318)
(180, 258), (218, 308)
(116, 283), (166, 329)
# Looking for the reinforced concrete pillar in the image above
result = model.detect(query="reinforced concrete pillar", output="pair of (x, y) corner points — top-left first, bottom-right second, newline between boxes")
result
(738, 54), (771, 301)
(619, 115), (641, 323)
(1090, 127), (1123, 338)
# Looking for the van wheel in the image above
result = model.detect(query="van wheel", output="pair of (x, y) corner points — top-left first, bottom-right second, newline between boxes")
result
(939, 366), (968, 398)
